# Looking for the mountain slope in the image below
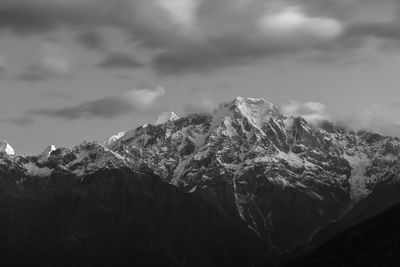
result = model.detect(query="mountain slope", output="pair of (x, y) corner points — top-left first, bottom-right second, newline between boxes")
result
(309, 175), (400, 249)
(284, 202), (400, 267)
(0, 167), (272, 267)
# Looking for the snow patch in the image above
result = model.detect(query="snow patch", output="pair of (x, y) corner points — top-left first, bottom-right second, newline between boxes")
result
(344, 153), (372, 201)
(103, 131), (126, 147)
(276, 151), (304, 169)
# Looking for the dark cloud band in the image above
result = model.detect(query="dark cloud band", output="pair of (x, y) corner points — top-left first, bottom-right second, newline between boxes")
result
(1, 0), (400, 74)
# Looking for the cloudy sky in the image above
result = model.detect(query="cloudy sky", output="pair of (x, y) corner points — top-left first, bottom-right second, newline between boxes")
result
(1, 0), (400, 154)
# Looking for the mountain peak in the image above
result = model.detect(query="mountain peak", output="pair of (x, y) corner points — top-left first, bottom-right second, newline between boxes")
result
(39, 145), (56, 160)
(154, 111), (179, 125)
(233, 96), (269, 105)
(0, 140), (15, 155)
(103, 131), (126, 147)
(215, 97), (281, 129)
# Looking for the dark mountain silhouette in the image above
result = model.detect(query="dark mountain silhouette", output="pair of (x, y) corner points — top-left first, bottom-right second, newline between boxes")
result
(284, 201), (400, 267)
(0, 167), (272, 266)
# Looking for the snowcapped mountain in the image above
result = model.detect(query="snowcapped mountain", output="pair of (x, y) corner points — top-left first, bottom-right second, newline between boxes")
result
(154, 111), (179, 125)
(102, 131), (126, 147)
(104, 97), (400, 251)
(2, 97), (400, 261)
(38, 145), (56, 160)
(0, 140), (15, 155)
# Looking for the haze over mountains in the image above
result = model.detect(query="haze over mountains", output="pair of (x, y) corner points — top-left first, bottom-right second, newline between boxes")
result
(1, 97), (400, 265)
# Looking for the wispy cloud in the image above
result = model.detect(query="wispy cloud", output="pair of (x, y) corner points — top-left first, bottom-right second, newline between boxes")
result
(0, 117), (34, 126)
(16, 44), (71, 81)
(97, 52), (144, 69)
(281, 99), (400, 137)
(184, 97), (216, 114)
(40, 90), (74, 100)
(76, 30), (105, 50)
(31, 87), (166, 120)
(0, 56), (8, 76)
(281, 100), (329, 124)
(338, 103), (400, 137)
(17, 59), (70, 81)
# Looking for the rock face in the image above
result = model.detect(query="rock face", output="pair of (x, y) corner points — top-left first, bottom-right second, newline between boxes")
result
(2, 97), (400, 263)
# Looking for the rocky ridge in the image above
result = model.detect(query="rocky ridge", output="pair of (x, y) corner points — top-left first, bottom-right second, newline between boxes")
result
(1, 97), (400, 257)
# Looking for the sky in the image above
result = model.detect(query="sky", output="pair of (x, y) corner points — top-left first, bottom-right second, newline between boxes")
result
(2, 0), (400, 154)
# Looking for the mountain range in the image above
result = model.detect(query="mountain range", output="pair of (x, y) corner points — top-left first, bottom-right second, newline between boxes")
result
(1, 97), (400, 266)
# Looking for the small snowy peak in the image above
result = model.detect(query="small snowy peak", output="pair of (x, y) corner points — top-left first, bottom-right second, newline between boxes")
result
(103, 131), (126, 147)
(39, 145), (56, 160)
(154, 111), (179, 125)
(0, 140), (15, 155)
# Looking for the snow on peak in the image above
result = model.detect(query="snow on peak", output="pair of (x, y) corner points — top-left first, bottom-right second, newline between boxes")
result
(214, 97), (281, 129)
(154, 111), (179, 125)
(103, 131), (126, 147)
(0, 140), (15, 155)
(232, 97), (277, 112)
(39, 145), (56, 160)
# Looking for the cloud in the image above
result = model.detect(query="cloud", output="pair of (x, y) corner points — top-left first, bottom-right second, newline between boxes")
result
(16, 47), (71, 81)
(2, 0), (400, 74)
(157, 0), (198, 30)
(282, 99), (400, 137)
(0, 0), (346, 74)
(280, 100), (329, 124)
(97, 52), (144, 69)
(338, 104), (400, 137)
(0, 0), (84, 34)
(0, 56), (8, 76)
(0, 117), (34, 126)
(76, 30), (105, 50)
(184, 97), (216, 114)
(151, 2), (345, 74)
(31, 87), (165, 120)
(259, 6), (343, 42)
(40, 90), (73, 100)
(344, 21), (400, 48)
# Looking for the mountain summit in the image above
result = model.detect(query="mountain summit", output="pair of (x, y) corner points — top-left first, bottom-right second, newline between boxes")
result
(154, 111), (179, 125)
(215, 97), (281, 128)
(38, 145), (56, 160)
(0, 140), (15, 155)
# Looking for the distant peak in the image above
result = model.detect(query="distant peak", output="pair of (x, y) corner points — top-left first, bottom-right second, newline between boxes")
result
(0, 140), (15, 156)
(103, 131), (126, 148)
(154, 111), (179, 125)
(39, 145), (56, 159)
